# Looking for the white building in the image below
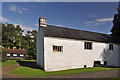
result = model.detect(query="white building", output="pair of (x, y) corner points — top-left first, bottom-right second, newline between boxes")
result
(37, 17), (120, 71)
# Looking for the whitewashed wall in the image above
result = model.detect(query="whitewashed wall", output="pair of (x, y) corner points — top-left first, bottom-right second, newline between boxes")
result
(118, 45), (120, 66)
(37, 27), (44, 69)
(106, 44), (119, 66)
(44, 37), (119, 71)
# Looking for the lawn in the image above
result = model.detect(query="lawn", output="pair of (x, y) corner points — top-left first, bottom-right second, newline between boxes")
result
(2, 60), (18, 67)
(2, 60), (119, 77)
(2, 60), (36, 67)
(11, 65), (120, 77)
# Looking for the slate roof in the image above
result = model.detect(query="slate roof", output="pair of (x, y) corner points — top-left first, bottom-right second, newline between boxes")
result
(41, 25), (120, 44)
(7, 49), (27, 54)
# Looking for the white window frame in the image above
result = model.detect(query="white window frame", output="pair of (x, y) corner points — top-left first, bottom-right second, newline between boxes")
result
(20, 54), (24, 57)
(84, 42), (93, 50)
(13, 54), (17, 56)
(53, 45), (63, 53)
(7, 54), (10, 56)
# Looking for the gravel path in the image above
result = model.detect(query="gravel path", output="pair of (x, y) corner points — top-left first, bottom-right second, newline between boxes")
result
(2, 64), (22, 78)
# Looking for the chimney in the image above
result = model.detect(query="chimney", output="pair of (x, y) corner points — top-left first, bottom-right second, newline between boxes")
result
(39, 17), (47, 27)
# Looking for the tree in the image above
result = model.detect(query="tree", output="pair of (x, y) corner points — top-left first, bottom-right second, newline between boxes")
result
(2, 48), (7, 62)
(28, 42), (37, 59)
(2, 23), (38, 60)
(111, 2), (120, 36)
(9, 43), (14, 49)
(31, 30), (37, 42)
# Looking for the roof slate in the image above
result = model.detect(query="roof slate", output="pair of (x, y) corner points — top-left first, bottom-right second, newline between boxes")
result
(41, 25), (120, 44)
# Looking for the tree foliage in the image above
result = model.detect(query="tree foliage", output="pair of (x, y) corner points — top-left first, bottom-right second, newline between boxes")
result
(28, 42), (37, 59)
(111, 2), (120, 36)
(2, 48), (7, 62)
(2, 23), (38, 60)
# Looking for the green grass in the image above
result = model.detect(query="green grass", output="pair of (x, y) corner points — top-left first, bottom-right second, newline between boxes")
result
(2, 60), (18, 67)
(2, 60), (36, 67)
(11, 66), (120, 77)
(19, 60), (36, 62)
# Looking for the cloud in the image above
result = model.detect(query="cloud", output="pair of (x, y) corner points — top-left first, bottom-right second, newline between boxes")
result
(21, 25), (33, 31)
(18, 10), (22, 14)
(0, 17), (11, 22)
(84, 21), (94, 24)
(89, 14), (98, 18)
(17, 7), (29, 14)
(84, 18), (113, 26)
(35, 24), (39, 26)
(9, 5), (16, 12)
(8, 5), (29, 14)
(17, 19), (22, 24)
(96, 18), (113, 22)
(93, 22), (106, 26)
(14, 24), (34, 35)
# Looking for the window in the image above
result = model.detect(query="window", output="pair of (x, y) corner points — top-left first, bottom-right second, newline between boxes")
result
(53, 46), (63, 52)
(13, 54), (17, 56)
(20, 54), (24, 57)
(84, 42), (92, 50)
(7, 54), (10, 56)
(109, 44), (113, 50)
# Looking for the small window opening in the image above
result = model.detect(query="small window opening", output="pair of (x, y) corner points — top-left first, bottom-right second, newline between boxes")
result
(84, 42), (92, 50)
(109, 44), (113, 50)
(84, 65), (87, 68)
(53, 46), (63, 52)
(104, 61), (107, 65)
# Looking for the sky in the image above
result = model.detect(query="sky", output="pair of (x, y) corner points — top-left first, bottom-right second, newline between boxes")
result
(1, 2), (118, 34)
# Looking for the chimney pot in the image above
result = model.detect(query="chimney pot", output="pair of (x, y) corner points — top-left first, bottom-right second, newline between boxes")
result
(39, 17), (47, 27)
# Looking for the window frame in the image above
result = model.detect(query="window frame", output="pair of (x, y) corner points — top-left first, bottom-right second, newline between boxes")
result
(7, 54), (10, 56)
(53, 45), (63, 53)
(13, 54), (17, 57)
(84, 42), (93, 50)
(20, 54), (24, 57)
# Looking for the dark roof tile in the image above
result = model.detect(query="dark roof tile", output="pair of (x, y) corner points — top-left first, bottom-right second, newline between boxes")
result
(41, 25), (120, 44)
(7, 49), (27, 54)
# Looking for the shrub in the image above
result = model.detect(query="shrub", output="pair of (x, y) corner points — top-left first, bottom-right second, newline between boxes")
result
(21, 45), (24, 49)
(16, 44), (21, 49)
(2, 43), (9, 48)
(9, 43), (14, 49)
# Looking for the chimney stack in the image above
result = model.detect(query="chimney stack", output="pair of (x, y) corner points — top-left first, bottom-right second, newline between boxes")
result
(39, 17), (47, 27)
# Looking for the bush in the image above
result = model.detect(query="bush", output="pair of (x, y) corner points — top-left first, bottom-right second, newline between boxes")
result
(2, 48), (7, 62)
(2, 43), (9, 48)
(9, 43), (14, 49)
(21, 45), (24, 49)
(16, 44), (21, 49)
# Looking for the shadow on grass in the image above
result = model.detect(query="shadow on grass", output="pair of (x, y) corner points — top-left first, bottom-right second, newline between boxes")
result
(16, 60), (43, 70)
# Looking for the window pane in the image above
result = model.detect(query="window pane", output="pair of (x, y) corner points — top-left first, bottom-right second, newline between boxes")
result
(57, 46), (59, 51)
(59, 47), (61, 52)
(20, 54), (24, 57)
(84, 42), (92, 50)
(109, 44), (113, 50)
(13, 54), (17, 56)
(53, 46), (63, 52)
(7, 54), (10, 56)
